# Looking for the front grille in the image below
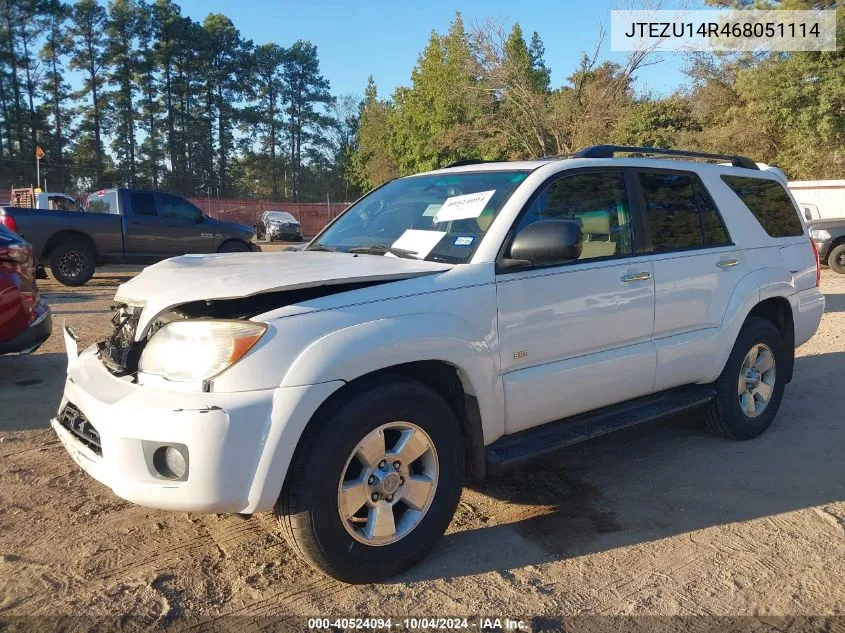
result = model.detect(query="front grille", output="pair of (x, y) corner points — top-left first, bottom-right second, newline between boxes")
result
(58, 403), (102, 456)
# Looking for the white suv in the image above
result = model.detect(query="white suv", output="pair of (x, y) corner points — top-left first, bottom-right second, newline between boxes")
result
(52, 146), (825, 583)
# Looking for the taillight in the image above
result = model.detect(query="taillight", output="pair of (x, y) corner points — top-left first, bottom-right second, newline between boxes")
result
(810, 237), (820, 287)
(0, 212), (18, 233)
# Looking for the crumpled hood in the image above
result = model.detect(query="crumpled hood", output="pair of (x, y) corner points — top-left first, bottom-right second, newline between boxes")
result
(116, 251), (452, 335)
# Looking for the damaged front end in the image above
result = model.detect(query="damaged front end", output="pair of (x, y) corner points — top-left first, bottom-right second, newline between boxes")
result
(98, 281), (389, 378)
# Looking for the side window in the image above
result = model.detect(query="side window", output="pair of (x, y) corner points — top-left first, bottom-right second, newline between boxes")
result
(512, 171), (634, 262)
(158, 193), (201, 222)
(693, 179), (731, 246)
(639, 172), (705, 252)
(130, 191), (157, 217)
(721, 175), (804, 238)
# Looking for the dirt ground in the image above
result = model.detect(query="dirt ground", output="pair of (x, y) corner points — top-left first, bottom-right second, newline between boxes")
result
(1, 249), (844, 631)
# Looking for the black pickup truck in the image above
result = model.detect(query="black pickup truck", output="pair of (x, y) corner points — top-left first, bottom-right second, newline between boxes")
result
(0, 188), (258, 285)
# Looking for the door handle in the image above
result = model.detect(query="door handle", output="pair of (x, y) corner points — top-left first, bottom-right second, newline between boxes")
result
(620, 272), (651, 282)
(717, 259), (739, 268)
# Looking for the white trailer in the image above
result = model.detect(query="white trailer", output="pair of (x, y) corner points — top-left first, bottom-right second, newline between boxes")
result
(787, 180), (845, 221)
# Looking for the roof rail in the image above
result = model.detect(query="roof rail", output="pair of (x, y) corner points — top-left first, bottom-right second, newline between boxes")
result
(572, 145), (759, 170)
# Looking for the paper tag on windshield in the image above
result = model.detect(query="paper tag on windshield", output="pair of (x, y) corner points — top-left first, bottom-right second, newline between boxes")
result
(434, 190), (495, 223)
(422, 203), (442, 217)
(390, 229), (447, 258)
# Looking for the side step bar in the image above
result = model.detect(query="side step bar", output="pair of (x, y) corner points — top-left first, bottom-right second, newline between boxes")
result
(486, 384), (715, 472)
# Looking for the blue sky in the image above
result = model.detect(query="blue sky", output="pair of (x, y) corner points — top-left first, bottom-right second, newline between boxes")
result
(178, 0), (700, 101)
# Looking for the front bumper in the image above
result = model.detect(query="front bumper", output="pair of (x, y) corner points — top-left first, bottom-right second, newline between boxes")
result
(0, 304), (52, 354)
(249, 242), (262, 252)
(50, 328), (342, 514)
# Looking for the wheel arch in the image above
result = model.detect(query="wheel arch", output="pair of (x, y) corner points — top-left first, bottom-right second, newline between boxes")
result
(295, 361), (487, 483)
(42, 230), (99, 263)
(217, 237), (251, 252)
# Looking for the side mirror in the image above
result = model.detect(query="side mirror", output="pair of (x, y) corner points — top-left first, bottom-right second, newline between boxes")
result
(505, 220), (583, 268)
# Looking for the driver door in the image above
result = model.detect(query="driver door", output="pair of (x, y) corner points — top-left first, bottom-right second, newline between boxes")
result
(496, 169), (657, 434)
(155, 193), (214, 255)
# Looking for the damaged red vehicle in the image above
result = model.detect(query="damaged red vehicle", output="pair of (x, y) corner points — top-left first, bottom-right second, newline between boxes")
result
(0, 221), (51, 354)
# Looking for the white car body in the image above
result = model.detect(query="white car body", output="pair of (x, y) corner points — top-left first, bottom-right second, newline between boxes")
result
(52, 156), (825, 516)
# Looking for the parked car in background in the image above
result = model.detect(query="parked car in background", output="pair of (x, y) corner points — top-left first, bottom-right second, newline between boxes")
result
(10, 186), (81, 212)
(0, 188), (258, 286)
(0, 223), (51, 354)
(50, 146), (823, 583)
(809, 217), (845, 274)
(255, 210), (303, 241)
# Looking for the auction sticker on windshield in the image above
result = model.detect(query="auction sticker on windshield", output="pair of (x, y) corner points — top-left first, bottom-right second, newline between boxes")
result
(390, 229), (447, 258)
(434, 190), (495, 223)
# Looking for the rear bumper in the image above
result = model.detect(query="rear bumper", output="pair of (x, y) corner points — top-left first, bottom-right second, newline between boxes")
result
(0, 304), (51, 354)
(792, 286), (825, 348)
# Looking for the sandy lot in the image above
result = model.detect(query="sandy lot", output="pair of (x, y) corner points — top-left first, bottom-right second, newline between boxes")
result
(1, 253), (844, 630)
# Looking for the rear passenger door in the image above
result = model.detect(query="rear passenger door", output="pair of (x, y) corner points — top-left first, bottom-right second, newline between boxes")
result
(636, 169), (750, 391)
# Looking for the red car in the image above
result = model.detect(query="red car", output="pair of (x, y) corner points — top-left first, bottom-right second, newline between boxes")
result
(0, 221), (51, 354)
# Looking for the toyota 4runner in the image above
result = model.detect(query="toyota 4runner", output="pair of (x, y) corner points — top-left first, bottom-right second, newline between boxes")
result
(51, 146), (825, 583)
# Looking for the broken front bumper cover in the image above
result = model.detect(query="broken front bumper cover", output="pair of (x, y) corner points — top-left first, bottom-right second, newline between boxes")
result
(52, 324), (344, 514)
(52, 327), (277, 513)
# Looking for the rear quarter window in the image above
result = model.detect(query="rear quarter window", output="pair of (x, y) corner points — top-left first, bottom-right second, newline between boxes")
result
(86, 191), (119, 214)
(721, 176), (804, 238)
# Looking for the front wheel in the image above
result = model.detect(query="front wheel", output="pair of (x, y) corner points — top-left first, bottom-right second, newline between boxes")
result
(276, 377), (465, 583)
(700, 317), (787, 440)
(217, 240), (250, 253)
(828, 243), (845, 275)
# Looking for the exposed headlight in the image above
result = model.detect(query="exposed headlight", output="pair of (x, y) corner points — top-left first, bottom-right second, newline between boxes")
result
(809, 229), (831, 241)
(138, 320), (267, 382)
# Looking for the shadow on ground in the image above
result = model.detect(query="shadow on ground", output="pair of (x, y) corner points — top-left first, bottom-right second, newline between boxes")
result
(0, 353), (66, 430)
(399, 351), (845, 582)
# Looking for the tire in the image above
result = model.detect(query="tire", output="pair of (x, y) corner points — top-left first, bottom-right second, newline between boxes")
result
(828, 243), (845, 275)
(48, 239), (95, 286)
(276, 377), (465, 583)
(217, 240), (250, 253)
(700, 317), (788, 440)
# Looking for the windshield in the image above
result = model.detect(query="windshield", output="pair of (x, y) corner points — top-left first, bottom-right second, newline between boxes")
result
(310, 170), (529, 263)
(267, 211), (296, 222)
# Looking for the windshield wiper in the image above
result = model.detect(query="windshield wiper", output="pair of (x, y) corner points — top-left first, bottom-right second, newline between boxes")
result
(306, 244), (337, 252)
(348, 245), (420, 259)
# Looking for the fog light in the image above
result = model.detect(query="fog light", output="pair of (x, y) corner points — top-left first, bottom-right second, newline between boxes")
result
(153, 446), (188, 480)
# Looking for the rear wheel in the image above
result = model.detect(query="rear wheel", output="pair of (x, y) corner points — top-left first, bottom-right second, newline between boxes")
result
(48, 239), (95, 286)
(828, 243), (845, 275)
(276, 377), (464, 583)
(700, 317), (787, 440)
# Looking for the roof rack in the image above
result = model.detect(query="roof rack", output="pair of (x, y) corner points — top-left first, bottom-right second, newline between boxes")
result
(572, 145), (759, 170)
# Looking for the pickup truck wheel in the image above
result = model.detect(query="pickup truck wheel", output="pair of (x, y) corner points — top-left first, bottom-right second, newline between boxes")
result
(48, 240), (95, 286)
(828, 243), (845, 274)
(276, 377), (464, 583)
(700, 317), (787, 440)
(217, 240), (249, 253)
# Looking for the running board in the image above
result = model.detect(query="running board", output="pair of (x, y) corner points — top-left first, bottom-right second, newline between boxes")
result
(486, 384), (715, 472)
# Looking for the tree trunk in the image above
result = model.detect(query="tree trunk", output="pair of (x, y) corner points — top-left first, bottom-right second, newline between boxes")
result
(4, 10), (23, 162)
